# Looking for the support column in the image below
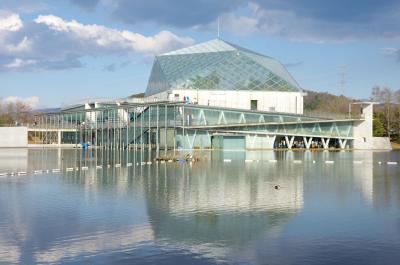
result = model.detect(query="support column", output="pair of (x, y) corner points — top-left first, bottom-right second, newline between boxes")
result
(173, 105), (176, 153)
(133, 107), (136, 151)
(285, 136), (295, 149)
(126, 107), (129, 150)
(156, 104), (159, 155)
(141, 107), (144, 153)
(113, 109), (116, 149)
(58, 130), (62, 145)
(303, 136), (313, 149)
(148, 105), (151, 151)
(182, 106), (185, 149)
(164, 104), (167, 155)
(101, 110), (104, 148)
(322, 138), (330, 149)
(270, 135), (276, 149)
(339, 139), (347, 149)
(75, 112), (78, 147)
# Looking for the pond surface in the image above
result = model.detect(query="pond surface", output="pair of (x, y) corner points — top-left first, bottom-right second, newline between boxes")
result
(0, 149), (399, 265)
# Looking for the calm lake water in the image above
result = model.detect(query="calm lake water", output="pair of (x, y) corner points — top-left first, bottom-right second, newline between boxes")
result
(0, 148), (399, 265)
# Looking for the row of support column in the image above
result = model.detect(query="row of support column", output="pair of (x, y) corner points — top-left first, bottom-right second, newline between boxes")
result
(284, 136), (349, 149)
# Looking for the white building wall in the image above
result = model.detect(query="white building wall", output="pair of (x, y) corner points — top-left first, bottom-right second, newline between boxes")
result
(84, 102), (129, 125)
(353, 104), (373, 149)
(372, 137), (391, 150)
(146, 89), (303, 114)
(0, 127), (28, 147)
(353, 104), (391, 150)
(85, 103), (96, 124)
(116, 103), (129, 123)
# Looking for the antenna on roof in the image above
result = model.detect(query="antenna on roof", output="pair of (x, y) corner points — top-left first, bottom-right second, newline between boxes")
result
(217, 16), (220, 38)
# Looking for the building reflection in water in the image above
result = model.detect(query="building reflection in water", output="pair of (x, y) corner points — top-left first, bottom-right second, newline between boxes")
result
(0, 148), (28, 173)
(141, 150), (304, 260)
(0, 149), (398, 264)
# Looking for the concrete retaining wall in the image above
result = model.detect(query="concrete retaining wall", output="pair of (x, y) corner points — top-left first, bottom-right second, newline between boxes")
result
(372, 137), (392, 150)
(0, 127), (28, 147)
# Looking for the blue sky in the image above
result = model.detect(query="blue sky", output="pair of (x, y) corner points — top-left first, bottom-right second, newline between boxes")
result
(0, 0), (399, 108)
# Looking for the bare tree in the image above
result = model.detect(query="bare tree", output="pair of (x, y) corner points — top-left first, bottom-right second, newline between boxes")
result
(0, 100), (33, 126)
(0, 102), (14, 125)
(371, 86), (397, 138)
(371, 86), (382, 102)
(15, 100), (33, 124)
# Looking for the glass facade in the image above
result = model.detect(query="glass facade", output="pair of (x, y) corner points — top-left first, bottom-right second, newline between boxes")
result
(146, 39), (301, 96)
(32, 102), (354, 150)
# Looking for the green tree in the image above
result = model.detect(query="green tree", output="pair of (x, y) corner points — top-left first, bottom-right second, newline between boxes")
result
(373, 116), (385, 137)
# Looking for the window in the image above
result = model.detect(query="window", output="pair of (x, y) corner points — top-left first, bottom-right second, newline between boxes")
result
(250, 100), (258, 111)
(174, 94), (179, 101)
(269, 107), (276, 112)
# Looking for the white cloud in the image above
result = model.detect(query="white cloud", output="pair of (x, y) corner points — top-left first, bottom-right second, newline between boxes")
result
(0, 0), (47, 13)
(201, 12), (259, 36)
(4, 58), (36, 69)
(4, 36), (32, 53)
(0, 13), (194, 71)
(383, 48), (399, 55)
(68, 0), (400, 42)
(383, 47), (400, 61)
(0, 12), (23, 31)
(193, 1), (400, 43)
(1, 96), (40, 108)
(34, 15), (194, 56)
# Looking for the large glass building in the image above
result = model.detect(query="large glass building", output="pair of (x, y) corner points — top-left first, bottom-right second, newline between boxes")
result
(28, 39), (383, 150)
(144, 39), (304, 114)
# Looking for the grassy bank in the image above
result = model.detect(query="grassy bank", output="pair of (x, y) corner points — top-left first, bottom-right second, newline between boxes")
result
(391, 142), (400, 150)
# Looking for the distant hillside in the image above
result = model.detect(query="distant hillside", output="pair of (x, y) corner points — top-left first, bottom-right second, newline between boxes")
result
(128, 93), (145, 98)
(304, 90), (354, 115)
(34, 108), (61, 113)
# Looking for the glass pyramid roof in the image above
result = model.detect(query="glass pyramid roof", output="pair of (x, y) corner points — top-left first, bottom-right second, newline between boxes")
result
(145, 39), (301, 96)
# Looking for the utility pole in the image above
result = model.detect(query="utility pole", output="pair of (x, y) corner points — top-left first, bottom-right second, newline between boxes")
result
(338, 65), (347, 96)
(217, 16), (220, 38)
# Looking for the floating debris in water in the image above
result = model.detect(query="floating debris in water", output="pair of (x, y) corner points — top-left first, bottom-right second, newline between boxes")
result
(155, 153), (200, 163)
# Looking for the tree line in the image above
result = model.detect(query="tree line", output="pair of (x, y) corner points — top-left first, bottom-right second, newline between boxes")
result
(0, 100), (34, 126)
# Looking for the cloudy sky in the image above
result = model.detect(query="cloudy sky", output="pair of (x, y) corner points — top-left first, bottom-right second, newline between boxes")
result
(0, 0), (399, 108)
